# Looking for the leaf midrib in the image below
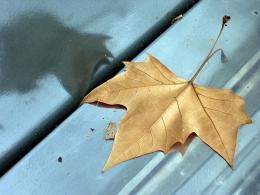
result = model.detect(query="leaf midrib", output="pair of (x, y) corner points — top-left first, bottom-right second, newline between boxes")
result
(106, 81), (187, 93)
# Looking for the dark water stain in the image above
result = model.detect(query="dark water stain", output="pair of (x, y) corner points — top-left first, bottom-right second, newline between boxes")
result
(0, 12), (112, 98)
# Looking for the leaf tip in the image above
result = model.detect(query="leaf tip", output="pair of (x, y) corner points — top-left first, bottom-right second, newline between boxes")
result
(227, 158), (234, 168)
(80, 96), (89, 104)
(145, 53), (154, 61)
(122, 61), (131, 67)
(103, 161), (112, 172)
(246, 117), (253, 124)
(81, 93), (95, 104)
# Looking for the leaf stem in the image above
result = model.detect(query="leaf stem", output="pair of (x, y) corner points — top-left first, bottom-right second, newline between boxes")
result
(190, 15), (230, 82)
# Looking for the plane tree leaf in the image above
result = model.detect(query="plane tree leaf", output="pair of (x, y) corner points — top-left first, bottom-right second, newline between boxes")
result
(81, 15), (252, 171)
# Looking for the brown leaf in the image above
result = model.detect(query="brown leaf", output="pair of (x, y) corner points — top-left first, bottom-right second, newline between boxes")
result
(82, 54), (252, 171)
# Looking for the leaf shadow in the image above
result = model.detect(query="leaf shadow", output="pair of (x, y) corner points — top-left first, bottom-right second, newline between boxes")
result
(0, 12), (113, 99)
(86, 101), (126, 110)
(170, 132), (196, 155)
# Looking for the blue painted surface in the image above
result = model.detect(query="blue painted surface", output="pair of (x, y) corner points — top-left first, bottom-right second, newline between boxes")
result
(0, 0), (259, 194)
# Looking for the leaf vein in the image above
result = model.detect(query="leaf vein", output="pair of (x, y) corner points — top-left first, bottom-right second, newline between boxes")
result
(107, 83), (186, 93)
(149, 59), (175, 84)
(126, 75), (147, 85)
(134, 65), (164, 84)
(192, 84), (231, 163)
(112, 98), (176, 163)
(197, 93), (232, 102)
(176, 99), (183, 142)
(204, 107), (232, 116)
(161, 116), (167, 152)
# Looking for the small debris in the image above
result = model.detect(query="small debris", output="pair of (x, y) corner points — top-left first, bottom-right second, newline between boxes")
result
(58, 156), (63, 163)
(171, 14), (183, 24)
(252, 10), (259, 16)
(90, 128), (95, 132)
(105, 122), (116, 140)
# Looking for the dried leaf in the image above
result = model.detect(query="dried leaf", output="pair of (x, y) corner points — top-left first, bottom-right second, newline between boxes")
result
(106, 122), (116, 140)
(82, 54), (251, 171)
